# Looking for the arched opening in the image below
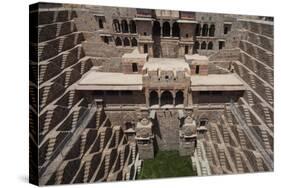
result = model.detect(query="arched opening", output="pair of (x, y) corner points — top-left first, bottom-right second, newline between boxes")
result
(131, 38), (138, 46)
(199, 118), (208, 127)
(153, 21), (161, 36)
(115, 37), (122, 46)
(103, 36), (109, 44)
(172, 22), (180, 37)
(198, 117), (208, 134)
(208, 42), (213, 50)
(144, 44), (148, 53)
(193, 41), (200, 54)
(202, 24), (208, 36)
(121, 20), (129, 33)
(129, 20), (136, 33)
(209, 24), (215, 36)
(161, 90), (173, 106)
(195, 24), (201, 36)
(113, 19), (120, 33)
(149, 91), (159, 106)
(163, 22), (170, 37)
(98, 18), (104, 29)
(201, 41), (207, 49)
(125, 122), (135, 130)
(123, 37), (130, 46)
(175, 91), (184, 105)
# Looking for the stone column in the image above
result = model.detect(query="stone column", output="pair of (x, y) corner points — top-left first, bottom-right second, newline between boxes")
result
(189, 45), (193, 55)
(173, 90), (176, 106)
(183, 89), (187, 106)
(128, 19), (131, 33)
(158, 90), (161, 106)
(145, 89), (149, 107)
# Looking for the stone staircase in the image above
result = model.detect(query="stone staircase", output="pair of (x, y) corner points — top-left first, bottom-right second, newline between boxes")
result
(192, 141), (211, 176)
(246, 90), (254, 106)
(222, 127), (230, 144)
(249, 73), (257, 89)
(234, 151), (244, 173)
(260, 129), (271, 150)
(237, 129), (247, 148)
(210, 126), (218, 143)
(262, 107), (273, 127)
(120, 149), (125, 168)
(39, 64), (48, 84)
(99, 130), (106, 149)
(41, 85), (51, 108)
(104, 153), (110, 175)
(61, 52), (69, 69)
(266, 68), (274, 86)
(218, 147), (226, 169)
(42, 110), (54, 135)
(71, 110), (79, 130)
(264, 86), (273, 105)
(225, 108), (234, 126)
(80, 61), (86, 75)
(58, 37), (65, 52)
(80, 132), (87, 155)
(64, 70), (72, 88)
(45, 138), (56, 161)
(242, 107), (253, 126)
(68, 90), (75, 108)
(83, 160), (91, 183)
(256, 155), (264, 171)
(96, 109), (101, 127)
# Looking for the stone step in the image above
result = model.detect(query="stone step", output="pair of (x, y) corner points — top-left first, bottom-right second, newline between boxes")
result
(249, 74), (257, 89)
(246, 90), (254, 106)
(41, 86), (51, 108)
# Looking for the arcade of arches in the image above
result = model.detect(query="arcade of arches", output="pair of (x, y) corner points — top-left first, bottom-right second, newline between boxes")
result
(149, 90), (185, 106)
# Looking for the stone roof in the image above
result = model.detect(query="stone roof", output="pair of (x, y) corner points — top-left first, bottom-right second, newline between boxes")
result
(191, 74), (245, 91)
(76, 70), (143, 90)
(143, 58), (190, 71)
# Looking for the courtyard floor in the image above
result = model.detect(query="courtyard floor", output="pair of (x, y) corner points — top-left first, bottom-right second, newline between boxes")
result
(138, 150), (196, 179)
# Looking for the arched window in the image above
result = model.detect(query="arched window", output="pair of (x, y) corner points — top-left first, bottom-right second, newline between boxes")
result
(115, 37), (122, 46)
(161, 90), (173, 106)
(209, 24), (215, 37)
(113, 19), (120, 33)
(163, 22), (170, 37)
(129, 20), (136, 33)
(201, 41), (207, 49)
(149, 90), (159, 106)
(123, 37), (130, 46)
(193, 41), (200, 54)
(172, 22), (180, 37)
(131, 38), (138, 47)
(175, 90), (184, 105)
(202, 24), (208, 36)
(153, 21), (161, 36)
(121, 20), (129, 33)
(195, 24), (201, 36)
(208, 42), (213, 50)
(98, 18), (104, 29)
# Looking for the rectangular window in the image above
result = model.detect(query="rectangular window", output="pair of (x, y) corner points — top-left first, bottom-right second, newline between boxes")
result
(144, 44), (148, 53)
(185, 45), (189, 54)
(195, 65), (200, 74)
(219, 41), (225, 50)
(132, 63), (138, 72)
